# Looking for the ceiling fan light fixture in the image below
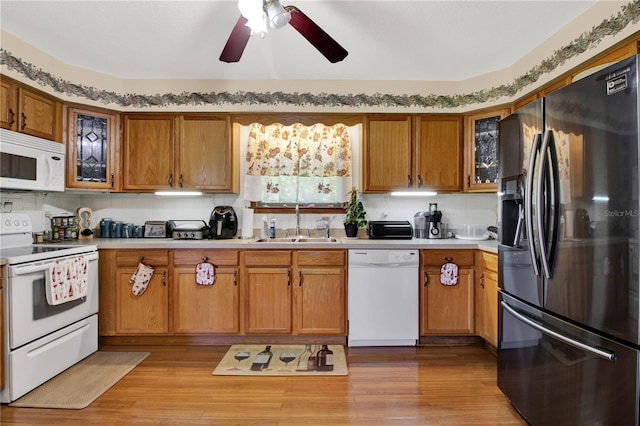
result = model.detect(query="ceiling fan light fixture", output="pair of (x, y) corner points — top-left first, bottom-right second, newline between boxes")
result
(238, 0), (268, 34)
(265, 0), (290, 29)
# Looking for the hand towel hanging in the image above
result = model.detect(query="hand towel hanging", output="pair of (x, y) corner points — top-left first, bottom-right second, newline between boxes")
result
(440, 257), (459, 286)
(130, 262), (155, 296)
(46, 256), (89, 305)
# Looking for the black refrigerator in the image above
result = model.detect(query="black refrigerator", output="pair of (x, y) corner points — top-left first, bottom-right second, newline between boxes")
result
(498, 55), (640, 425)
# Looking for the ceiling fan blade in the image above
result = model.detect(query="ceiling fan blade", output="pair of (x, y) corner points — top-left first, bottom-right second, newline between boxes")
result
(285, 5), (348, 63)
(219, 15), (251, 63)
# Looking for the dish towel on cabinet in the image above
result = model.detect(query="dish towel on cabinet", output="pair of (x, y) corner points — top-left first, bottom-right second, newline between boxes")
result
(46, 256), (89, 305)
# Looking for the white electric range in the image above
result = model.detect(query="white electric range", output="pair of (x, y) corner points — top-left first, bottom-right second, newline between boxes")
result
(0, 212), (99, 403)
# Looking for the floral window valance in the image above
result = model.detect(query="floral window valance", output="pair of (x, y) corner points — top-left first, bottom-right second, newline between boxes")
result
(244, 123), (353, 204)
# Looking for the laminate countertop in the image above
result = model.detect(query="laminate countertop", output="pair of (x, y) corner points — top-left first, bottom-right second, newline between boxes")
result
(80, 236), (499, 253)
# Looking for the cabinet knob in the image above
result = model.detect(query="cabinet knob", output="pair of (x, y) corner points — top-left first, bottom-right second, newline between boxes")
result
(299, 270), (303, 286)
(179, 174), (184, 188)
(21, 112), (27, 130)
(424, 271), (428, 286)
(110, 173), (115, 188)
(407, 175), (412, 188)
(467, 175), (471, 188)
(168, 174), (173, 187)
(480, 273), (485, 288)
(417, 175), (423, 188)
(287, 269), (291, 286)
(233, 269), (237, 286)
(162, 270), (167, 286)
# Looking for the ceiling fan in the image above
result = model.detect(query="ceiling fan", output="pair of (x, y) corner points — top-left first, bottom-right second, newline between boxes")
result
(219, 0), (348, 64)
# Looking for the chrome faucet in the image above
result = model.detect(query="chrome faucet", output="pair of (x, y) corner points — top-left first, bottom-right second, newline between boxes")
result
(295, 204), (301, 236)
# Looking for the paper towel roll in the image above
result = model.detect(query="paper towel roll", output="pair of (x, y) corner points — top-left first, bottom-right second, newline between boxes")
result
(241, 208), (254, 239)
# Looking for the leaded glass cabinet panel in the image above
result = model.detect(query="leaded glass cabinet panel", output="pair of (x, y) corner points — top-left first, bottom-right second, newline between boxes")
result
(464, 108), (511, 192)
(66, 107), (119, 190)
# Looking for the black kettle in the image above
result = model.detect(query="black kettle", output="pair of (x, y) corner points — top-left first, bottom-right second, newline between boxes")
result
(209, 206), (238, 239)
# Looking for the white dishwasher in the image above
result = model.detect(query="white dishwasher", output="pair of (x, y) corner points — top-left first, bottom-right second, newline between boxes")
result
(348, 250), (419, 347)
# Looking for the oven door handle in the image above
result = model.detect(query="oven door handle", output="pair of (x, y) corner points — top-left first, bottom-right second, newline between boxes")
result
(501, 301), (616, 362)
(12, 253), (99, 276)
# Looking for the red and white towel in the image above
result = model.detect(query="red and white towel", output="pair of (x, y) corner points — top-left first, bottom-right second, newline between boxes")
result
(46, 256), (89, 305)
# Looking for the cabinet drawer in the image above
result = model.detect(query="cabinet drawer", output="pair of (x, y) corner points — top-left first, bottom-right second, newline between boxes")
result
(296, 250), (345, 266)
(244, 250), (291, 266)
(481, 252), (498, 273)
(116, 250), (169, 266)
(422, 249), (474, 267)
(173, 250), (238, 266)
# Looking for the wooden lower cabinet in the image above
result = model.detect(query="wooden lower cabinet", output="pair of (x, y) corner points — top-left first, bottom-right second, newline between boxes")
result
(173, 250), (239, 334)
(476, 251), (499, 347)
(420, 250), (475, 335)
(243, 251), (293, 334)
(243, 250), (347, 335)
(115, 250), (169, 334)
(294, 251), (346, 335)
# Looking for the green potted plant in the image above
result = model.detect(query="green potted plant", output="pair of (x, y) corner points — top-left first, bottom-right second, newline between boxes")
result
(343, 187), (367, 238)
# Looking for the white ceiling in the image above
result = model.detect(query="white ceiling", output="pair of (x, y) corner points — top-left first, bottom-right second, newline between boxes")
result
(0, 0), (597, 82)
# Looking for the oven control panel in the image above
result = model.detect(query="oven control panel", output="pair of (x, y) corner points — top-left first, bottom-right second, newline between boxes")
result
(0, 213), (32, 234)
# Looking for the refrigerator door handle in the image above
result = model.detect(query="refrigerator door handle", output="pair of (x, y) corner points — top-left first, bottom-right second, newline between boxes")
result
(501, 301), (616, 362)
(525, 133), (542, 276)
(536, 130), (561, 279)
(536, 130), (552, 279)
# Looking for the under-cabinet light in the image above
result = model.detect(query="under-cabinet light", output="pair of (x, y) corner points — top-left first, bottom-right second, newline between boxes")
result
(154, 191), (203, 197)
(389, 191), (438, 197)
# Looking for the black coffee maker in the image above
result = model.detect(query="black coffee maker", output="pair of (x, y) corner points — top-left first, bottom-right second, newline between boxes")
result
(209, 206), (238, 239)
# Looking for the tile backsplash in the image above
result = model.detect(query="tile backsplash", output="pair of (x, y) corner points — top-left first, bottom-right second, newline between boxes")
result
(0, 190), (498, 236)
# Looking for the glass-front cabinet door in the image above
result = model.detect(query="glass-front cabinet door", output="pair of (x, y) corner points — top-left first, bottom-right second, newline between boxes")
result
(464, 107), (511, 192)
(66, 107), (119, 191)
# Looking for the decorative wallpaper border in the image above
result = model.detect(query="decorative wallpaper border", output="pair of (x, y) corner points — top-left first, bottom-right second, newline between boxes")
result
(1, 0), (639, 109)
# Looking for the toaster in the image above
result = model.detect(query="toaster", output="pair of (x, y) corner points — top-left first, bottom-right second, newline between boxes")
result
(368, 221), (413, 239)
(209, 206), (238, 239)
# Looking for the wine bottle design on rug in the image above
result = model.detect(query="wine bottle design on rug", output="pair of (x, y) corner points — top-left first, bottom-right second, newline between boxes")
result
(250, 345), (273, 371)
(317, 345), (334, 371)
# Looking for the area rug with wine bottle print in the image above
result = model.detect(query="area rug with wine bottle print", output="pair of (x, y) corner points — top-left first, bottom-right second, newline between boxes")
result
(212, 345), (348, 376)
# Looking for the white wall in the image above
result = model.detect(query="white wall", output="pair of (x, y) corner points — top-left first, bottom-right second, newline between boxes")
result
(0, 189), (497, 237)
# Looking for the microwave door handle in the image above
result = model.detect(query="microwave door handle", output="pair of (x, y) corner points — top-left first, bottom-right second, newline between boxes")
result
(525, 133), (542, 276)
(501, 301), (616, 362)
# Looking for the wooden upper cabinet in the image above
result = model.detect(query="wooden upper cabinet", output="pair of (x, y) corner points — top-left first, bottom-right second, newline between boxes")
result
(178, 114), (236, 192)
(67, 106), (120, 191)
(0, 79), (16, 132)
(0, 77), (61, 141)
(363, 114), (462, 193)
(122, 114), (176, 190)
(463, 108), (511, 192)
(414, 115), (463, 192)
(122, 113), (237, 192)
(363, 115), (412, 192)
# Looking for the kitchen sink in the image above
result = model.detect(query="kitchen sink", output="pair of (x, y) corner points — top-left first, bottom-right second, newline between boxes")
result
(254, 237), (339, 243)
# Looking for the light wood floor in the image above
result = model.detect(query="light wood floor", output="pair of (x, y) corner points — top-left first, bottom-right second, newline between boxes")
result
(1, 344), (526, 425)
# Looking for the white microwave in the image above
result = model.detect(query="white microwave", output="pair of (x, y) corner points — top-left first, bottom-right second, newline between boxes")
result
(0, 129), (65, 192)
